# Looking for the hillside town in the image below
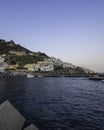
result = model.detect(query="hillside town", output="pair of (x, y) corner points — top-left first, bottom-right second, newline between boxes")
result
(0, 53), (72, 72)
(0, 39), (94, 77)
(0, 53), (94, 76)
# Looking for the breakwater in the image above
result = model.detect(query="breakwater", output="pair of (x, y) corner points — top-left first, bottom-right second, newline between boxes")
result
(0, 100), (39, 130)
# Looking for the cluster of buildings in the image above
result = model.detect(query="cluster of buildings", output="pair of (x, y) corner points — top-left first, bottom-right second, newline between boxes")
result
(23, 57), (76, 72)
(0, 53), (93, 74)
(0, 53), (76, 73)
(0, 54), (55, 72)
(24, 61), (54, 72)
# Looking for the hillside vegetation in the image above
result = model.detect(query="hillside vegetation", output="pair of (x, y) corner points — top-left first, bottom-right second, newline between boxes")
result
(0, 39), (49, 65)
(0, 39), (94, 75)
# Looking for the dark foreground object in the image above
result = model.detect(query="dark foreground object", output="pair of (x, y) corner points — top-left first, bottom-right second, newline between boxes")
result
(0, 100), (39, 130)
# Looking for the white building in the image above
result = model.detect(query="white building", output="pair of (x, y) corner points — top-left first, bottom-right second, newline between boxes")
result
(0, 62), (8, 72)
(40, 63), (54, 72)
(0, 57), (8, 72)
(38, 61), (54, 72)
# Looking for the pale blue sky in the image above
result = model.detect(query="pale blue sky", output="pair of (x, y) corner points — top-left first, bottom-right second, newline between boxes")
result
(0, 0), (104, 72)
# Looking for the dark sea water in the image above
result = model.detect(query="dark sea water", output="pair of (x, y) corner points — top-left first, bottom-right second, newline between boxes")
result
(0, 77), (104, 130)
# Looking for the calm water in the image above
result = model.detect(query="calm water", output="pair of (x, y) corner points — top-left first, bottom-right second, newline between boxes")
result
(0, 77), (104, 130)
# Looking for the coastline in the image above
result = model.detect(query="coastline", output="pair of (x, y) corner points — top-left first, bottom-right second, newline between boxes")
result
(0, 71), (95, 78)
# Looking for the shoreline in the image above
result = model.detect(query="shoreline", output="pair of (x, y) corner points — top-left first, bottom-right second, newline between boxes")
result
(0, 71), (95, 78)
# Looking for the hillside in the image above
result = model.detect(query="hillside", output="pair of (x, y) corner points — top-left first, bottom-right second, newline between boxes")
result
(0, 39), (31, 54)
(0, 39), (94, 75)
(0, 39), (49, 65)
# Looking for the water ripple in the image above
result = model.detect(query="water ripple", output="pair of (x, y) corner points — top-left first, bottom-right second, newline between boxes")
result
(0, 77), (104, 130)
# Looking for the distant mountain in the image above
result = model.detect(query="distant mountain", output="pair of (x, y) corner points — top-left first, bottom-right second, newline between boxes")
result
(0, 39), (94, 74)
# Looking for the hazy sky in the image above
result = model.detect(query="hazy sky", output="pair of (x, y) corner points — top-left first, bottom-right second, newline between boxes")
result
(0, 0), (104, 72)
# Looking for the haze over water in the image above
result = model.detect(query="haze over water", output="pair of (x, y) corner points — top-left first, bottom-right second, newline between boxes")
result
(0, 0), (104, 72)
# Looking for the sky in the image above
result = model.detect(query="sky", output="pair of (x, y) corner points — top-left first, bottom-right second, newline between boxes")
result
(0, 0), (104, 72)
